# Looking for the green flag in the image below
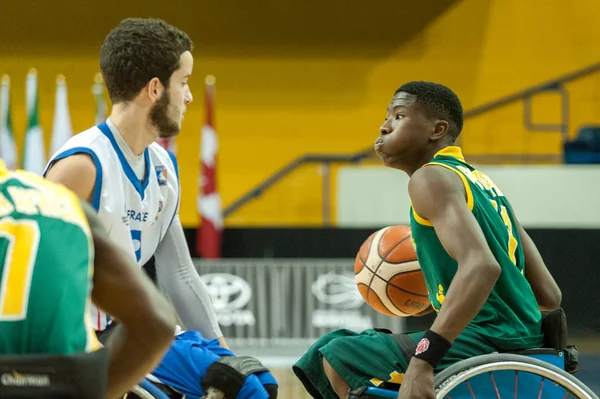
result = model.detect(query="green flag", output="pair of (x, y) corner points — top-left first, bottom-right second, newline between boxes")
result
(22, 68), (46, 175)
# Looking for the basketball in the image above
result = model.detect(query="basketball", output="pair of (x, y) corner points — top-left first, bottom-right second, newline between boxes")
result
(354, 225), (430, 317)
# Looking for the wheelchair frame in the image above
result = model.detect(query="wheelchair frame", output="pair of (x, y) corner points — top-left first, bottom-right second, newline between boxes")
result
(127, 379), (172, 399)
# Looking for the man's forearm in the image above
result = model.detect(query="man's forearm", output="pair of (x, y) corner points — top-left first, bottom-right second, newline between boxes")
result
(154, 217), (223, 339)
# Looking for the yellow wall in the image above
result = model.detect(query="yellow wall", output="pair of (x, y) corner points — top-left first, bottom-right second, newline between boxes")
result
(225, 0), (600, 226)
(368, 0), (600, 156)
(3, 0), (600, 227)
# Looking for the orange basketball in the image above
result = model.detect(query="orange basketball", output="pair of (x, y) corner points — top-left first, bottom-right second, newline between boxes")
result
(354, 225), (430, 317)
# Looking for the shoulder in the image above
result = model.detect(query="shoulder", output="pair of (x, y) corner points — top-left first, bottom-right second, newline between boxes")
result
(409, 164), (463, 199)
(149, 143), (179, 178)
(47, 153), (97, 179)
(409, 164), (469, 220)
(149, 143), (177, 162)
(44, 154), (97, 202)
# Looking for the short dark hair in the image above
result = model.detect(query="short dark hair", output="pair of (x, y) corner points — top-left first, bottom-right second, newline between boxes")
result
(100, 18), (193, 103)
(394, 81), (464, 142)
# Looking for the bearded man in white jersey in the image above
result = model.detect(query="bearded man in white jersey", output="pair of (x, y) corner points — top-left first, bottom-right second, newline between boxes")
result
(44, 18), (227, 349)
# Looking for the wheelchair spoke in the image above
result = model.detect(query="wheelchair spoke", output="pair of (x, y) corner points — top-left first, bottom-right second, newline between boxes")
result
(537, 377), (545, 399)
(514, 371), (518, 399)
(489, 372), (502, 399)
(465, 380), (476, 399)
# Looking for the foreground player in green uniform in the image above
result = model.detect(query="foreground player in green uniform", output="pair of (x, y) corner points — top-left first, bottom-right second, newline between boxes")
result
(0, 160), (176, 398)
(293, 81), (562, 399)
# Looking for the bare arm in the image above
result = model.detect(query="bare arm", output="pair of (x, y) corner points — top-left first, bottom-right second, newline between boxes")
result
(409, 166), (501, 344)
(517, 222), (562, 311)
(397, 166), (503, 399)
(45, 155), (96, 203)
(154, 216), (227, 348)
(82, 201), (176, 399)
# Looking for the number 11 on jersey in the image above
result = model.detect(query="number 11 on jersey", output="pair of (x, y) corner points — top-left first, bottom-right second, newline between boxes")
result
(0, 219), (40, 321)
(489, 199), (518, 266)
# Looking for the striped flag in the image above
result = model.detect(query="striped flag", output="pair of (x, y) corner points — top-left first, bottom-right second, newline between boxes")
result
(22, 69), (46, 175)
(0, 75), (17, 170)
(93, 73), (107, 125)
(196, 75), (222, 258)
(50, 75), (73, 156)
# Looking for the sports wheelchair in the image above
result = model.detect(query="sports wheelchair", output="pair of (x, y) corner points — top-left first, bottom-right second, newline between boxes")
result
(0, 348), (109, 398)
(355, 308), (598, 399)
(0, 346), (177, 399)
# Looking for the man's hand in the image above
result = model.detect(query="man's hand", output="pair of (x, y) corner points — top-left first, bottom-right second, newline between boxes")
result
(218, 336), (229, 349)
(397, 358), (435, 399)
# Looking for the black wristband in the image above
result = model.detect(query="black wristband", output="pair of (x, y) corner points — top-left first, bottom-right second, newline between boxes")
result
(414, 330), (452, 368)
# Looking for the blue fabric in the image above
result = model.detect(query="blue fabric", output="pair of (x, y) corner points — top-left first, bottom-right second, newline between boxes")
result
(151, 331), (277, 399)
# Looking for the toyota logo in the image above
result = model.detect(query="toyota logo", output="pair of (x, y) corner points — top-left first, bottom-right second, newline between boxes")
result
(200, 273), (252, 311)
(311, 272), (364, 309)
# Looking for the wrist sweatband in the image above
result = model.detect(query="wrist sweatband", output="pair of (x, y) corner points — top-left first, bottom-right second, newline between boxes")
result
(414, 330), (452, 368)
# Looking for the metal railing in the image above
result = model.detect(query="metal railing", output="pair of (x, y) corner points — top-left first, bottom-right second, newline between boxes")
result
(223, 61), (600, 222)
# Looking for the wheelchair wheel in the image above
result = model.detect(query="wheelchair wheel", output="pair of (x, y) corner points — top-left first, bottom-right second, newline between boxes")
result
(434, 353), (598, 399)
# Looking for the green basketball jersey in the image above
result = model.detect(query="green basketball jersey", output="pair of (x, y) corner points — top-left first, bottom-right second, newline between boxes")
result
(0, 163), (99, 355)
(409, 146), (543, 350)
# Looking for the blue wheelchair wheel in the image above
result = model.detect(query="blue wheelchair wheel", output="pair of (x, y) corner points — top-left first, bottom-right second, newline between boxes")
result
(365, 353), (597, 399)
(434, 354), (597, 399)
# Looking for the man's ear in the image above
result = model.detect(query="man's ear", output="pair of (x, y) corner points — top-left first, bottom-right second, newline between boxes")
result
(430, 120), (449, 142)
(145, 77), (165, 103)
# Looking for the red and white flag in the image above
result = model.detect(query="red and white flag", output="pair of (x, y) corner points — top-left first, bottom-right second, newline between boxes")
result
(196, 75), (222, 258)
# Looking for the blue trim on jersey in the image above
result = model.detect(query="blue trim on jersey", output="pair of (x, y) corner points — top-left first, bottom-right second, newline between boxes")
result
(44, 147), (103, 211)
(97, 122), (150, 200)
(166, 151), (180, 232)
(167, 150), (179, 179)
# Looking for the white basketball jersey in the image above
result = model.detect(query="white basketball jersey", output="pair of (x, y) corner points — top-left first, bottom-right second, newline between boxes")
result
(44, 119), (180, 330)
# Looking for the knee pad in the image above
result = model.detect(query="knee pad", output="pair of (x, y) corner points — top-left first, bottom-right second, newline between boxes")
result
(201, 356), (269, 399)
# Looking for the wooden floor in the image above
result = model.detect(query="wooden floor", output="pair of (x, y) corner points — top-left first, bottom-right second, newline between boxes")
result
(270, 368), (313, 399)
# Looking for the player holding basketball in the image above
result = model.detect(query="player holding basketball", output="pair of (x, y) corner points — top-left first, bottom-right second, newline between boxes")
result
(0, 160), (176, 398)
(43, 18), (227, 347)
(293, 81), (562, 399)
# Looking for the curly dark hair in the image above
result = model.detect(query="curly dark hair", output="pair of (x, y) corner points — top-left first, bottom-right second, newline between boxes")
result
(395, 81), (464, 143)
(100, 18), (193, 103)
